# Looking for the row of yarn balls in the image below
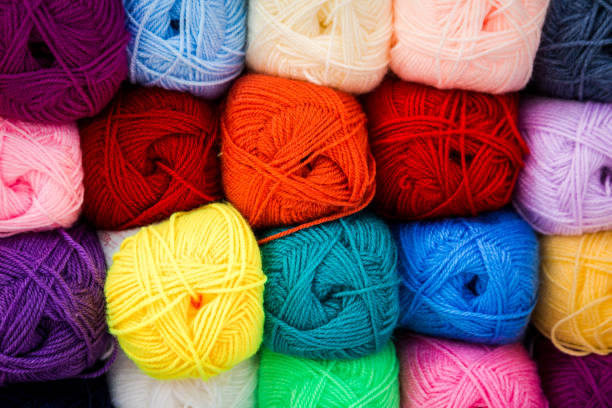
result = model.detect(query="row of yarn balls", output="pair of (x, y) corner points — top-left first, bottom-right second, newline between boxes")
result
(0, 0), (610, 125)
(1, 70), (611, 408)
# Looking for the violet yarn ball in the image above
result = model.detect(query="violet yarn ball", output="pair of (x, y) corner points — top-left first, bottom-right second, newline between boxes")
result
(0, 0), (129, 123)
(0, 223), (114, 384)
(514, 97), (612, 235)
(534, 336), (612, 407)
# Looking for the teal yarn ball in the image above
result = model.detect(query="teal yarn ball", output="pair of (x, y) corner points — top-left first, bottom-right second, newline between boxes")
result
(261, 212), (399, 359)
(393, 209), (539, 345)
(124, 0), (246, 98)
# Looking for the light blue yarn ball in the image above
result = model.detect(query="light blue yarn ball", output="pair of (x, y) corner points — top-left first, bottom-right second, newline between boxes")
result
(124, 0), (246, 98)
(261, 212), (399, 360)
(393, 209), (539, 345)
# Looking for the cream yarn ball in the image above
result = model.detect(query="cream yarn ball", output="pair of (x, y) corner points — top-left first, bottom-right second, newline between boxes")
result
(390, 0), (550, 93)
(246, 0), (392, 94)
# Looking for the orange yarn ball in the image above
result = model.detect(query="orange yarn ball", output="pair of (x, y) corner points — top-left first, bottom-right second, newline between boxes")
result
(221, 74), (376, 233)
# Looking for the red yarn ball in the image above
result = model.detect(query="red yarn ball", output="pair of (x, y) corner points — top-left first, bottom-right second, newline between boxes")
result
(80, 86), (222, 230)
(364, 78), (527, 220)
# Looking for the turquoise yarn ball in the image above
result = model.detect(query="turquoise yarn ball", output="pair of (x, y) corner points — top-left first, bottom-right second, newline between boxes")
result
(394, 209), (539, 345)
(261, 213), (399, 359)
(124, 0), (246, 98)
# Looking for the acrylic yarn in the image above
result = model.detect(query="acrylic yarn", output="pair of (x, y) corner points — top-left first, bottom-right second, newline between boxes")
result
(0, 117), (83, 237)
(390, 0), (549, 94)
(0, 0), (128, 122)
(105, 203), (266, 380)
(394, 210), (539, 344)
(261, 212), (398, 359)
(532, 232), (612, 356)
(80, 86), (222, 231)
(247, 0), (392, 94)
(221, 74), (376, 234)
(514, 97), (612, 235)
(258, 342), (400, 408)
(0, 223), (112, 384)
(125, 0), (246, 98)
(365, 78), (526, 220)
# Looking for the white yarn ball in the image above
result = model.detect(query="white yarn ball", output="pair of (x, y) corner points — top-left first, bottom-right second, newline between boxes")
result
(108, 350), (258, 408)
(98, 229), (140, 268)
(246, 0), (392, 94)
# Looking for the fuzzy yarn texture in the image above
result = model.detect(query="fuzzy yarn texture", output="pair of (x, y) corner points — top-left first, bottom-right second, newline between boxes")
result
(80, 86), (222, 231)
(0, 376), (112, 408)
(534, 335), (612, 407)
(398, 335), (547, 408)
(258, 342), (400, 408)
(0, 117), (83, 237)
(108, 350), (258, 408)
(105, 203), (266, 380)
(365, 78), (526, 220)
(394, 210), (539, 344)
(221, 74), (376, 237)
(532, 231), (612, 356)
(261, 212), (398, 360)
(125, 0), (246, 98)
(514, 97), (612, 235)
(390, 0), (549, 94)
(0, 0), (128, 122)
(246, 0), (392, 94)
(531, 0), (612, 102)
(0, 223), (113, 384)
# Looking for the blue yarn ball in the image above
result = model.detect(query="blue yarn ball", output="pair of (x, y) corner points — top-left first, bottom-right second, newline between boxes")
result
(531, 0), (612, 102)
(261, 212), (399, 360)
(394, 210), (539, 345)
(124, 0), (246, 98)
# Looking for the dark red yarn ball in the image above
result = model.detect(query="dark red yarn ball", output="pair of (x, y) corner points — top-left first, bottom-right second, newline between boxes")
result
(79, 86), (222, 230)
(364, 78), (527, 220)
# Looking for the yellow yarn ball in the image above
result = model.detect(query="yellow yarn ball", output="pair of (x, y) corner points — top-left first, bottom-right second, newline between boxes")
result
(105, 203), (266, 380)
(246, 0), (392, 94)
(532, 232), (612, 356)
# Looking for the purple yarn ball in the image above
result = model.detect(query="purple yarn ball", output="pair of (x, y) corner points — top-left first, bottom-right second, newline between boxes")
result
(0, 0), (129, 123)
(0, 223), (113, 384)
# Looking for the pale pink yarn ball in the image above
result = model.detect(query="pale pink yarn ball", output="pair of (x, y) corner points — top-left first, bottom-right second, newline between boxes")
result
(390, 0), (549, 93)
(398, 335), (548, 408)
(0, 117), (84, 236)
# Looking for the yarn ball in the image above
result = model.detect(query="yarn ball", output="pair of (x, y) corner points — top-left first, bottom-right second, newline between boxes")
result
(0, 0), (128, 123)
(0, 117), (83, 237)
(108, 350), (258, 408)
(364, 78), (526, 220)
(0, 223), (113, 384)
(531, 0), (612, 102)
(390, 0), (549, 94)
(261, 212), (398, 360)
(125, 0), (246, 98)
(534, 335), (612, 407)
(398, 335), (547, 408)
(105, 203), (266, 380)
(258, 342), (400, 408)
(80, 86), (222, 231)
(394, 209), (539, 344)
(513, 97), (612, 235)
(0, 376), (112, 408)
(221, 74), (376, 231)
(246, 0), (392, 94)
(532, 232), (612, 356)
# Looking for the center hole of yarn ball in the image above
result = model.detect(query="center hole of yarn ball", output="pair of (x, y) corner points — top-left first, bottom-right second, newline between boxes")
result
(463, 274), (487, 299)
(28, 40), (55, 69)
(600, 166), (612, 188)
(190, 294), (204, 309)
(449, 149), (474, 166)
(169, 19), (180, 32)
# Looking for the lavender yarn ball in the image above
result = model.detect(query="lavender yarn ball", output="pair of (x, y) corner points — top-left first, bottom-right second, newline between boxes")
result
(0, 223), (113, 384)
(514, 97), (612, 235)
(0, 0), (129, 123)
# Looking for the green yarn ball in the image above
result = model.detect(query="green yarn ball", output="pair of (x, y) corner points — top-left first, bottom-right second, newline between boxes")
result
(258, 342), (400, 407)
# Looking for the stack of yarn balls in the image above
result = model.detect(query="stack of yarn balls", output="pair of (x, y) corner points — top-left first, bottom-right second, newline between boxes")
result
(0, 0), (610, 406)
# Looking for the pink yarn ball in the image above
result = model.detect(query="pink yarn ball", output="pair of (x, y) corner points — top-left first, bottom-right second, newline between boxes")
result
(0, 117), (83, 236)
(398, 335), (548, 408)
(390, 0), (549, 93)
(514, 97), (612, 235)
